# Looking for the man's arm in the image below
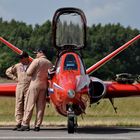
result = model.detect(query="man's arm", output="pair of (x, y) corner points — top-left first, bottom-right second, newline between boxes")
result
(26, 59), (38, 76)
(5, 65), (17, 81)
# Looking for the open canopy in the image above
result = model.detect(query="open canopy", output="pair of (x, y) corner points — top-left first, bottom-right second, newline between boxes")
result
(52, 7), (87, 50)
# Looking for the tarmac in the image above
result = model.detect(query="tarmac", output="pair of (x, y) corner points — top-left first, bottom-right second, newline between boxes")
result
(0, 126), (140, 140)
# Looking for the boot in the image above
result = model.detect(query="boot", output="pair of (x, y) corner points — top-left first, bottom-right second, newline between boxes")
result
(13, 124), (21, 131)
(17, 125), (30, 131)
(34, 127), (40, 131)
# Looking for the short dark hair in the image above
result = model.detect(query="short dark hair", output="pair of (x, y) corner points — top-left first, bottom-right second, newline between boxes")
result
(33, 48), (46, 55)
(19, 51), (29, 59)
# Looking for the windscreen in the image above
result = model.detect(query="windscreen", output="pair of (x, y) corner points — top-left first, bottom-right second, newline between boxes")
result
(64, 54), (78, 70)
(56, 12), (84, 48)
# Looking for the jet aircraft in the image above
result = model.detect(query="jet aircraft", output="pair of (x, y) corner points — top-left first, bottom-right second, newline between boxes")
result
(0, 7), (140, 133)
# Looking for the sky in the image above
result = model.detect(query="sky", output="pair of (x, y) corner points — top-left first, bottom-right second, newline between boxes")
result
(0, 0), (140, 30)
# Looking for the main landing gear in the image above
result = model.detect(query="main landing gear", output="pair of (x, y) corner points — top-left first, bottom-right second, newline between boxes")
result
(67, 105), (77, 134)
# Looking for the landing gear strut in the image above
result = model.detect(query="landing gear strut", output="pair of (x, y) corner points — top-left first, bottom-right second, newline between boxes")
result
(67, 105), (77, 133)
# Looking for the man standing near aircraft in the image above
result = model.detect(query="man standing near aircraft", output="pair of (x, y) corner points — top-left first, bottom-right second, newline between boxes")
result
(6, 51), (31, 130)
(18, 48), (53, 131)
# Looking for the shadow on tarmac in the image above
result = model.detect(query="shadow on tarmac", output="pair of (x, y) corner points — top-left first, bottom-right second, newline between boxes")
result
(37, 126), (140, 135)
(0, 126), (140, 134)
(76, 126), (140, 134)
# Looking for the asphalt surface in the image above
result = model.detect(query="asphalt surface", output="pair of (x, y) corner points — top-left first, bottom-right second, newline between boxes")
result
(0, 126), (140, 140)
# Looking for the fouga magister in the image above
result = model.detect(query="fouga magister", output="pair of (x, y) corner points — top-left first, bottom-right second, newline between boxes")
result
(0, 7), (140, 133)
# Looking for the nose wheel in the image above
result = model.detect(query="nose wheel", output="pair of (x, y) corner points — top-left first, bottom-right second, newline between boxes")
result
(67, 106), (77, 133)
(68, 115), (74, 133)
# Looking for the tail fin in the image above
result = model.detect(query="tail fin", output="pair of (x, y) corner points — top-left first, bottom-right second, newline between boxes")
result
(86, 34), (140, 75)
(0, 37), (33, 62)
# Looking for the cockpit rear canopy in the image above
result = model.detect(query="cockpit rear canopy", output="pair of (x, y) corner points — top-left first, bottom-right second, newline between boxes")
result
(52, 7), (87, 50)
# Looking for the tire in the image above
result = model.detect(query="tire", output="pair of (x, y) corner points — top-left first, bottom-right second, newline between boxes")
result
(68, 117), (74, 134)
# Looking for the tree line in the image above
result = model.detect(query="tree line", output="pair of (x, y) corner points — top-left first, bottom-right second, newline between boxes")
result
(0, 18), (140, 79)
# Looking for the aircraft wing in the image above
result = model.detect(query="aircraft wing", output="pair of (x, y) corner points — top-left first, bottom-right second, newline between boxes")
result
(1, 81), (140, 98)
(104, 81), (140, 98)
(86, 34), (140, 101)
(0, 83), (16, 96)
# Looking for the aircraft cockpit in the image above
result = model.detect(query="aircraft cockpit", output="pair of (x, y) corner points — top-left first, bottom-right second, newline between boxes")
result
(64, 54), (78, 70)
(49, 7), (87, 79)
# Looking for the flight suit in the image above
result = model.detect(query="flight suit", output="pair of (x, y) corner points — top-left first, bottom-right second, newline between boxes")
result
(22, 56), (53, 127)
(6, 63), (31, 125)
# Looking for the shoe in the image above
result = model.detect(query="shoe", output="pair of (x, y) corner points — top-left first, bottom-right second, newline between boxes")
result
(13, 124), (21, 131)
(34, 127), (40, 131)
(17, 125), (30, 131)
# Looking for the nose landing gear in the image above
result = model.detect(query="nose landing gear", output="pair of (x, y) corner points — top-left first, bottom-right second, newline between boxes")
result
(67, 105), (77, 133)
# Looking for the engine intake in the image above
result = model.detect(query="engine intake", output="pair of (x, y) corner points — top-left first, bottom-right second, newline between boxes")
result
(89, 77), (106, 104)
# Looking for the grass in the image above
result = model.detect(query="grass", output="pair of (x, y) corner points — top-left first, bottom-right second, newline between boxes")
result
(0, 77), (15, 83)
(0, 97), (140, 127)
(1, 78), (140, 127)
